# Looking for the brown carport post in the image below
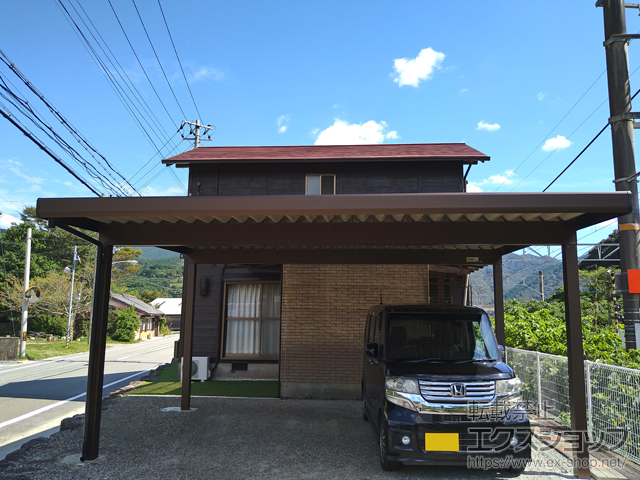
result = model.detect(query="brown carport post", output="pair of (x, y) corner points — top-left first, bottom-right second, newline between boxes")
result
(492, 260), (505, 346)
(180, 257), (196, 410)
(562, 233), (590, 478)
(81, 241), (113, 461)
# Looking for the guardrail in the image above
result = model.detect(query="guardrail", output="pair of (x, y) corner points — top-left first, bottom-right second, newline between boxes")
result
(506, 347), (640, 465)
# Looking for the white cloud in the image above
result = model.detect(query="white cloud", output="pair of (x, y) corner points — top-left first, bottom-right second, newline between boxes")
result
(277, 115), (290, 134)
(314, 119), (399, 145)
(310, 128), (320, 136)
(476, 121), (500, 132)
(488, 174), (511, 184)
(0, 213), (20, 229)
(392, 47), (445, 87)
(4, 159), (45, 184)
(385, 130), (399, 140)
(470, 170), (515, 189)
(542, 135), (572, 152)
(188, 66), (224, 83)
(537, 92), (548, 101)
(460, 88), (469, 93)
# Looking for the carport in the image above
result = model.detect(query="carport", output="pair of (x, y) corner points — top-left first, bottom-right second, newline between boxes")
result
(37, 191), (632, 478)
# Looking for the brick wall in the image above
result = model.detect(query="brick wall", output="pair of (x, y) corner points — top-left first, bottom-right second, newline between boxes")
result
(280, 264), (429, 391)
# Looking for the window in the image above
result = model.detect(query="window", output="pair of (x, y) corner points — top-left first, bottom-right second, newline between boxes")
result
(429, 273), (453, 304)
(223, 282), (281, 359)
(306, 174), (335, 195)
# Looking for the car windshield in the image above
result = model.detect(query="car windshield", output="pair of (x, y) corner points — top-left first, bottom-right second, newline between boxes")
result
(386, 312), (500, 362)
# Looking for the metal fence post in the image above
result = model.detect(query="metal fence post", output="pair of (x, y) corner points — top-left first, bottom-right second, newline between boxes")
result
(586, 361), (593, 439)
(536, 351), (543, 417)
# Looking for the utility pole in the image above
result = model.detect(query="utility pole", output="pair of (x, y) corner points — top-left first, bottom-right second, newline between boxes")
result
(65, 246), (78, 347)
(180, 120), (213, 148)
(539, 270), (545, 301)
(600, 0), (640, 349)
(19, 227), (32, 357)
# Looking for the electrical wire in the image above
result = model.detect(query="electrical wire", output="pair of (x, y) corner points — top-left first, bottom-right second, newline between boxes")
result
(543, 85), (640, 192)
(0, 47), (141, 196)
(494, 70), (608, 191)
(157, 0), (203, 121)
(107, 0), (179, 127)
(0, 102), (101, 195)
(131, 0), (187, 120)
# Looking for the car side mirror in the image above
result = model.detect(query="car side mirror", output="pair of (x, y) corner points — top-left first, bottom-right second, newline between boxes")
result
(498, 345), (505, 352)
(498, 344), (505, 362)
(365, 343), (378, 358)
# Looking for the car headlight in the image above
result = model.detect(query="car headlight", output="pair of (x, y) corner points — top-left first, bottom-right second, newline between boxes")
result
(385, 376), (419, 394)
(496, 377), (522, 396)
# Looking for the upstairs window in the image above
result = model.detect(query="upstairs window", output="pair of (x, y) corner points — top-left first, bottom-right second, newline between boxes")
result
(306, 174), (335, 195)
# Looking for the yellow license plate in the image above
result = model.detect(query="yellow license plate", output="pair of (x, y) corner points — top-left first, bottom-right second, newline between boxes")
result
(424, 433), (459, 452)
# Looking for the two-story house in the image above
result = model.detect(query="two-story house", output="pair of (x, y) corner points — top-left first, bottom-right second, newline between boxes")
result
(165, 143), (489, 399)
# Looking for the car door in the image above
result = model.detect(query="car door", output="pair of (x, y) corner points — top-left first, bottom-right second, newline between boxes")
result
(363, 310), (379, 418)
(369, 310), (386, 421)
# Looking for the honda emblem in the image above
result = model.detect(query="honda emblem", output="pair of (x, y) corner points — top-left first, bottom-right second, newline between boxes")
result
(450, 384), (466, 397)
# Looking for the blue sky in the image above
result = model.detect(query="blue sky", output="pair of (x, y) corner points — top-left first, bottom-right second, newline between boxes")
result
(0, 1), (636, 256)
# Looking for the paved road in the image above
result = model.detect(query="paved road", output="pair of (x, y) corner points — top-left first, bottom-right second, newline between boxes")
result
(0, 335), (175, 459)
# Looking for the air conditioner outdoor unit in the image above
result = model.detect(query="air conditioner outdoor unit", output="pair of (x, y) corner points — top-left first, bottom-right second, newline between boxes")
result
(180, 356), (210, 382)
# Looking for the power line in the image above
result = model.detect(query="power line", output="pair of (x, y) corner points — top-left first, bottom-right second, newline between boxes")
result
(494, 70), (608, 191)
(543, 85), (640, 192)
(131, 0), (187, 120)
(55, 0), (179, 162)
(0, 47), (141, 196)
(107, 0), (178, 127)
(157, 0), (203, 121)
(0, 103), (101, 196)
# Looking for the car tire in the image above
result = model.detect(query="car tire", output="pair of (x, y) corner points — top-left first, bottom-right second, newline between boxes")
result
(507, 465), (527, 475)
(379, 417), (401, 471)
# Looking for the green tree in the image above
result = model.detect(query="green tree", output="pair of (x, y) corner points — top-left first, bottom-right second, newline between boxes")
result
(108, 306), (140, 342)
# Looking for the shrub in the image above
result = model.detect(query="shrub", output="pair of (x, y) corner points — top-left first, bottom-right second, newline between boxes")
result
(30, 314), (68, 336)
(108, 306), (140, 342)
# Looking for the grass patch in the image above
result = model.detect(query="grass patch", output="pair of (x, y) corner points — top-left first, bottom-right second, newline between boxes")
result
(130, 363), (279, 398)
(24, 338), (131, 361)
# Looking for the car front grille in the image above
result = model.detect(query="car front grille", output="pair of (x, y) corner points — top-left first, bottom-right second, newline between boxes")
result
(419, 380), (495, 404)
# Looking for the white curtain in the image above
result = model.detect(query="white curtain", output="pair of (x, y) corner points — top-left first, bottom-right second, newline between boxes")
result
(225, 283), (280, 356)
(226, 284), (260, 318)
(226, 319), (260, 354)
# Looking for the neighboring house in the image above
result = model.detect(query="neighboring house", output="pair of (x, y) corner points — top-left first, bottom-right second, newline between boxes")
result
(109, 293), (164, 340)
(164, 143), (489, 398)
(151, 297), (182, 330)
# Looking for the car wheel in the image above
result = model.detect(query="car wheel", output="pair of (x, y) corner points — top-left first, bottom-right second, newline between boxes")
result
(507, 465), (527, 475)
(379, 417), (400, 471)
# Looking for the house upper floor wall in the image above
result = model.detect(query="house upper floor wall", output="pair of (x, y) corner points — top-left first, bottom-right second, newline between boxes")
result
(188, 161), (466, 196)
(163, 144), (489, 197)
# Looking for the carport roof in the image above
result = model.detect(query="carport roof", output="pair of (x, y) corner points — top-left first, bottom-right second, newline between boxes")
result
(37, 191), (631, 266)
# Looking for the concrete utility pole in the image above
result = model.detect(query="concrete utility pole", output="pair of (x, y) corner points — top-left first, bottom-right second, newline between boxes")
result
(601, 0), (640, 349)
(65, 246), (78, 347)
(180, 120), (213, 148)
(539, 270), (545, 301)
(19, 227), (32, 357)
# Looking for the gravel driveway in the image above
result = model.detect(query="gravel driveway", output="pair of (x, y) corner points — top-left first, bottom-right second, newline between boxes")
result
(0, 396), (578, 480)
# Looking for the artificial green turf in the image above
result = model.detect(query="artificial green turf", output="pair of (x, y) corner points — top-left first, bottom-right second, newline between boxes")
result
(129, 363), (279, 397)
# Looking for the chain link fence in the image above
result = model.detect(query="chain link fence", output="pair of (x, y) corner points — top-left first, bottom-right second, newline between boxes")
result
(506, 347), (640, 465)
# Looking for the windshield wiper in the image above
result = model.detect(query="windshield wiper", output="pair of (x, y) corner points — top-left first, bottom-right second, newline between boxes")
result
(403, 358), (445, 363)
(453, 359), (496, 364)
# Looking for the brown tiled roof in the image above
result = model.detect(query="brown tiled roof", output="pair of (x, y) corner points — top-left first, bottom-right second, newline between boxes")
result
(163, 143), (489, 165)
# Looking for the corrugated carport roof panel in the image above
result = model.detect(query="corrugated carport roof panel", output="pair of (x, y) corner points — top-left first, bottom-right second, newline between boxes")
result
(37, 192), (631, 229)
(162, 143), (490, 164)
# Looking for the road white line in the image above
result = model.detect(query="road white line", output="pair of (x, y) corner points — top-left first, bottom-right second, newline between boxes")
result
(0, 338), (175, 376)
(0, 368), (155, 430)
(116, 345), (173, 361)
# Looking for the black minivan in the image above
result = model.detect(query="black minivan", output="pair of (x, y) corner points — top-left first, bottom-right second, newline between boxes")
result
(362, 304), (531, 473)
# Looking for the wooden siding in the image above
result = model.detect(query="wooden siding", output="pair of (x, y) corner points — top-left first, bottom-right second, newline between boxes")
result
(188, 161), (465, 196)
(192, 264), (224, 358)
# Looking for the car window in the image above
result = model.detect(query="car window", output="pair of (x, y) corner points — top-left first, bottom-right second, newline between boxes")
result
(372, 313), (380, 345)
